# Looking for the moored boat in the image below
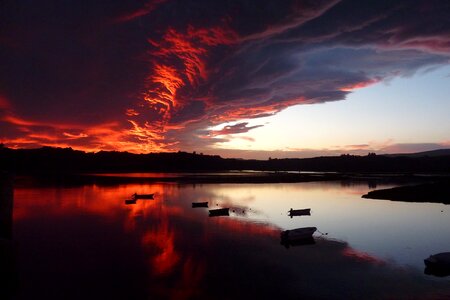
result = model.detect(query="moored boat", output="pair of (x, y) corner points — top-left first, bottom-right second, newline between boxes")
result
(424, 252), (450, 277)
(192, 202), (208, 208)
(125, 199), (136, 205)
(280, 227), (317, 242)
(288, 208), (311, 217)
(281, 236), (315, 248)
(208, 208), (229, 217)
(132, 193), (154, 200)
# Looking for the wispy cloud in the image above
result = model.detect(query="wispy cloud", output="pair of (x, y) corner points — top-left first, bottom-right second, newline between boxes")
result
(208, 122), (263, 137)
(113, 0), (169, 24)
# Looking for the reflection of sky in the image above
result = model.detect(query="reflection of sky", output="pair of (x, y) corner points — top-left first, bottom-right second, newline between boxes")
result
(11, 179), (450, 299)
(201, 181), (450, 269)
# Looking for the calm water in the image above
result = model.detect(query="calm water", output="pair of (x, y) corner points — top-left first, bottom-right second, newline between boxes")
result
(2, 176), (450, 299)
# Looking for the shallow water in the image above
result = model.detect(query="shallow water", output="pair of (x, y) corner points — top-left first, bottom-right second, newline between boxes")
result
(2, 177), (450, 299)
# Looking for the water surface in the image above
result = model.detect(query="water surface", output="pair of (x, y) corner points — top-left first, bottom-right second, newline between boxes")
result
(3, 177), (450, 299)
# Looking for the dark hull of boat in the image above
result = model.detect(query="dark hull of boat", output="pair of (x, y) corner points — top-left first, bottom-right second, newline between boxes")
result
(280, 227), (317, 242)
(192, 202), (208, 208)
(424, 266), (450, 277)
(209, 208), (229, 217)
(281, 236), (315, 248)
(133, 194), (154, 200)
(288, 208), (311, 217)
(424, 252), (450, 277)
(125, 199), (136, 205)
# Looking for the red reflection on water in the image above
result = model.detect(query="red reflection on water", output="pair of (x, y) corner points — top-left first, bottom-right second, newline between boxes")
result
(210, 216), (279, 238)
(10, 181), (450, 299)
(11, 182), (288, 298)
(171, 257), (206, 299)
(119, 185), (186, 276)
(142, 221), (180, 275)
(342, 247), (385, 265)
(13, 183), (167, 221)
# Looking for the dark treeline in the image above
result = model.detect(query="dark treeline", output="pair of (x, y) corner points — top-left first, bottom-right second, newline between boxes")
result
(1, 146), (450, 174)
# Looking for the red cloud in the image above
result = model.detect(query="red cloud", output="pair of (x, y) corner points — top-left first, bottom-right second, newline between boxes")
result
(2, 0), (449, 154)
(113, 0), (168, 24)
(125, 23), (239, 151)
(63, 132), (89, 139)
(0, 94), (10, 109)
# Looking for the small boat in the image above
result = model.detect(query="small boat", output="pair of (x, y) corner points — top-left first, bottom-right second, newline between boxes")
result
(125, 199), (136, 205)
(288, 208), (311, 217)
(132, 193), (154, 200)
(424, 252), (450, 277)
(280, 227), (317, 243)
(208, 208), (230, 217)
(192, 202), (208, 208)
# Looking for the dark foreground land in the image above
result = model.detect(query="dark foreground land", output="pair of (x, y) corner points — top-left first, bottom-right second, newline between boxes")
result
(2, 146), (450, 187)
(362, 181), (450, 204)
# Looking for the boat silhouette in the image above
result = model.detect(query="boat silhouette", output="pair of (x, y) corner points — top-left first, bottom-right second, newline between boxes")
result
(280, 227), (317, 248)
(288, 208), (311, 217)
(424, 252), (450, 277)
(132, 193), (154, 200)
(208, 208), (229, 217)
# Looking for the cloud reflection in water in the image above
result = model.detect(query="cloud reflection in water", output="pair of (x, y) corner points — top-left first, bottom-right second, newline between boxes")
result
(10, 180), (450, 299)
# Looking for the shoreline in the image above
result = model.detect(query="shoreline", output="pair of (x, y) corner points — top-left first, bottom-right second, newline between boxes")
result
(9, 171), (450, 187)
(362, 181), (450, 204)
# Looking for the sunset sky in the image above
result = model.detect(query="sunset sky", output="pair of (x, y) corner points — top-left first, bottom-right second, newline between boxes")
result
(1, 0), (449, 158)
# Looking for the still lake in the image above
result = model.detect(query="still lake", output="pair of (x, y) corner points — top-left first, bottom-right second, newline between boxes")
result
(4, 175), (450, 299)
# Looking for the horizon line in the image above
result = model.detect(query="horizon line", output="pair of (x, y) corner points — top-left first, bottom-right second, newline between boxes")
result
(1, 144), (449, 161)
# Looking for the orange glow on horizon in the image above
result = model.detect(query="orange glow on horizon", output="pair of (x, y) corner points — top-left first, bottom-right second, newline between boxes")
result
(0, 112), (173, 153)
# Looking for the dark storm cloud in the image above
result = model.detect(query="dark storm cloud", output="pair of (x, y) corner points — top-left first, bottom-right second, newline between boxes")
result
(0, 0), (449, 151)
(0, 0), (151, 123)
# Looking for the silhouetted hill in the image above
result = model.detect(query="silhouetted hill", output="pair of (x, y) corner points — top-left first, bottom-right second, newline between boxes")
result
(1, 146), (450, 174)
(385, 149), (450, 158)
